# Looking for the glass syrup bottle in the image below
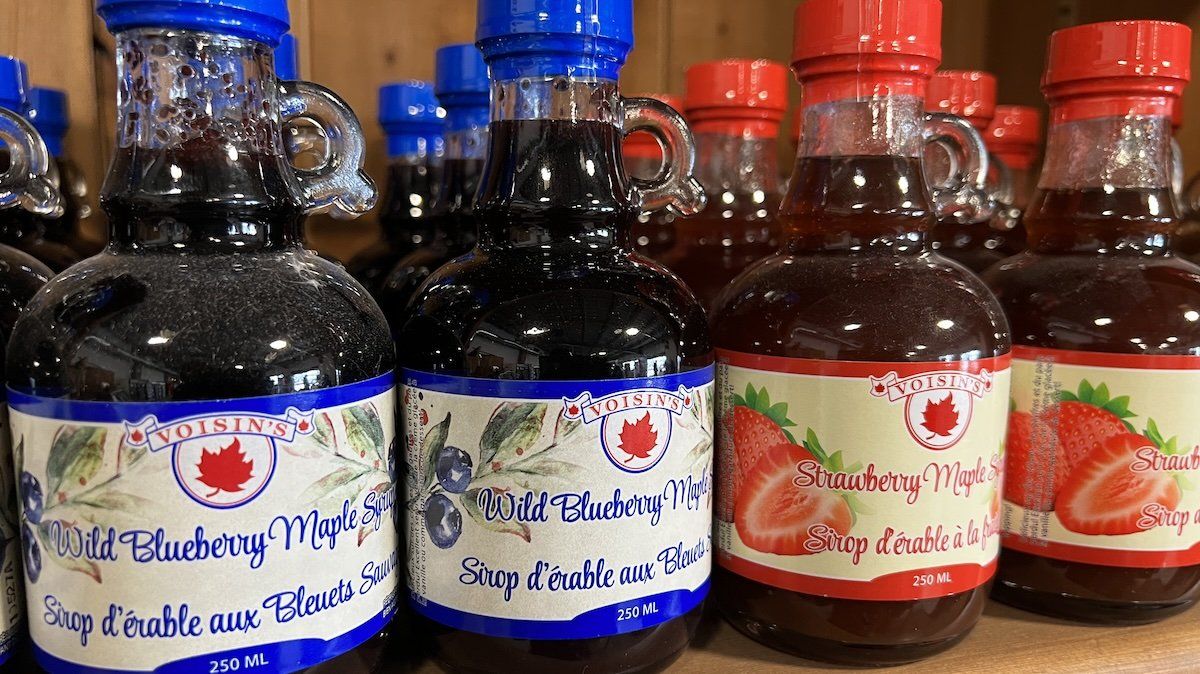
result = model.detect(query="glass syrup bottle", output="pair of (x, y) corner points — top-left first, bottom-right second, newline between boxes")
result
(925, 70), (1011, 273)
(6, 1), (398, 671)
(658, 59), (787, 309)
(711, 0), (1010, 664)
(347, 81), (442, 294)
(0, 53), (61, 674)
(399, 1), (712, 672)
(26, 88), (100, 258)
(984, 105), (1042, 256)
(624, 93), (683, 260)
(377, 43), (489, 325)
(985, 19), (1200, 625)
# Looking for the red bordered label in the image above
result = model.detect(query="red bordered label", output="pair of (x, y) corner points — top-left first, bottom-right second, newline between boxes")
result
(1002, 346), (1200, 569)
(715, 350), (1011, 601)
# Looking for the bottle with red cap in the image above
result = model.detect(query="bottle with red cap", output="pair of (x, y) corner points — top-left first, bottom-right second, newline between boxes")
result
(985, 105), (1043, 254)
(925, 70), (1013, 273)
(712, 0), (1009, 664)
(985, 20), (1200, 624)
(658, 59), (787, 308)
(624, 93), (684, 258)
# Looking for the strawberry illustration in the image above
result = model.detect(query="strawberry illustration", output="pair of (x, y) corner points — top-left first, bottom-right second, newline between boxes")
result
(1056, 433), (1181, 536)
(1004, 410), (1069, 511)
(1041, 380), (1135, 472)
(734, 442), (852, 556)
(731, 384), (797, 496)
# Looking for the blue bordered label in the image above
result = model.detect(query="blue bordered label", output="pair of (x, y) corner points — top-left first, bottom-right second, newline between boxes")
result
(0, 392), (23, 666)
(7, 373), (398, 673)
(403, 367), (714, 639)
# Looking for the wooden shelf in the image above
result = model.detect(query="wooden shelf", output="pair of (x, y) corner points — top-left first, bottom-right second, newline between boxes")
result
(412, 601), (1200, 672)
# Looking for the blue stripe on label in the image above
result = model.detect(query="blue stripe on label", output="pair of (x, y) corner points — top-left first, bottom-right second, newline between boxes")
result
(7, 372), (396, 424)
(409, 580), (708, 640)
(401, 366), (715, 399)
(31, 606), (393, 674)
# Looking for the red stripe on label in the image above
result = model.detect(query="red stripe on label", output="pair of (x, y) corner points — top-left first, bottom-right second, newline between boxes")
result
(1002, 534), (1200, 569)
(715, 350), (1012, 378)
(1011, 346), (1200, 370)
(717, 552), (997, 601)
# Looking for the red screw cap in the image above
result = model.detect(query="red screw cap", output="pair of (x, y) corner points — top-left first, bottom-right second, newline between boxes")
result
(984, 105), (1042, 170)
(927, 70), (997, 129)
(1043, 20), (1191, 123)
(685, 59), (788, 137)
(624, 93), (684, 161)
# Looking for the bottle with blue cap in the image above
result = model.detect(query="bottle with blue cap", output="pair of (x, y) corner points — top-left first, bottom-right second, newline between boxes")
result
(347, 81), (443, 293)
(0, 52), (59, 674)
(6, 3), (396, 674)
(376, 42), (489, 325)
(397, 2), (710, 672)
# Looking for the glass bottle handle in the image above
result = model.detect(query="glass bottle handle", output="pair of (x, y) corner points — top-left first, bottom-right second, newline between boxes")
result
(0, 107), (61, 216)
(277, 80), (378, 218)
(621, 97), (706, 216)
(922, 112), (995, 223)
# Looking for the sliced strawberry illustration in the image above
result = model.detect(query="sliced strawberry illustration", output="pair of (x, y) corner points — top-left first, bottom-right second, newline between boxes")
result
(1056, 434), (1181, 536)
(734, 442), (851, 556)
(1004, 411), (1069, 511)
(732, 406), (789, 491)
(1040, 380), (1135, 472)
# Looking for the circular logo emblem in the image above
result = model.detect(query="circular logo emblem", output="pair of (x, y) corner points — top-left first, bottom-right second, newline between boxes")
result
(904, 389), (974, 451)
(600, 409), (673, 473)
(172, 435), (277, 509)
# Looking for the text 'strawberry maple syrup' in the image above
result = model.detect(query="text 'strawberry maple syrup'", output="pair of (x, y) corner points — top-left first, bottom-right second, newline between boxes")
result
(25, 87), (99, 259)
(348, 81), (442, 293)
(925, 70), (1011, 273)
(624, 93), (683, 259)
(378, 43), (489, 324)
(398, 1), (712, 672)
(985, 20), (1200, 625)
(711, 0), (1011, 664)
(984, 105), (1042, 255)
(659, 59), (787, 309)
(0, 54), (61, 673)
(6, 1), (398, 671)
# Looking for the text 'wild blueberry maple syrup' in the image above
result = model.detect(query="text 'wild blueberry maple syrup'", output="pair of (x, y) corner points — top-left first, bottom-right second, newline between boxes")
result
(398, 1), (713, 672)
(925, 70), (1011, 273)
(985, 20), (1200, 625)
(624, 93), (683, 260)
(6, 1), (398, 671)
(711, 0), (1011, 665)
(0, 53), (62, 673)
(378, 43), (489, 326)
(348, 81), (442, 294)
(658, 59), (787, 309)
(984, 105), (1042, 255)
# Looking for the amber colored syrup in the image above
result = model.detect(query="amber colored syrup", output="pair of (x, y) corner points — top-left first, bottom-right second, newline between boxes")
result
(986, 186), (1200, 623)
(712, 155), (1010, 665)
(657, 199), (775, 310)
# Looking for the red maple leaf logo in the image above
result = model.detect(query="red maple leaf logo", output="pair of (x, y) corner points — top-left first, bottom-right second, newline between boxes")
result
(920, 394), (959, 438)
(196, 438), (254, 497)
(618, 413), (658, 463)
(297, 419), (310, 432)
(129, 429), (144, 443)
(567, 403), (580, 416)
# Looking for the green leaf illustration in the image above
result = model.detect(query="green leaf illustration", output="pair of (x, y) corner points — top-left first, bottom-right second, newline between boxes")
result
(300, 464), (372, 508)
(421, 413), (451, 491)
(37, 522), (101, 583)
(460, 487), (531, 542)
(343, 404), (386, 463)
(46, 426), (106, 498)
(313, 412), (336, 449)
(479, 403), (546, 470)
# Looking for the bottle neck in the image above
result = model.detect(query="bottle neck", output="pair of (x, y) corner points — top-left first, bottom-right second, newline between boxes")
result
(1027, 112), (1177, 253)
(782, 93), (933, 253)
(102, 28), (301, 251)
(693, 127), (780, 205)
(476, 77), (634, 249)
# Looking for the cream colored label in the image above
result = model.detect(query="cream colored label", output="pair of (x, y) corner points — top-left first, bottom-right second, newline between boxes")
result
(715, 352), (1010, 600)
(1003, 348), (1200, 567)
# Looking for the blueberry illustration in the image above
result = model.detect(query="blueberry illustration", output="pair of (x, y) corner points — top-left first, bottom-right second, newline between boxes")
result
(20, 472), (43, 525)
(21, 524), (40, 584)
(424, 493), (461, 549)
(435, 445), (473, 494)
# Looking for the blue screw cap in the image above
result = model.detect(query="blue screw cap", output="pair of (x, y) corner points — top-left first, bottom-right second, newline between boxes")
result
(276, 33), (299, 80)
(475, 0), (634, 80)
(26, 87), (69, 156)
(435, 44), (489, 132)
(96, 0), (290, 47)
(0, 56), (29, 113)
(379, 81), (444, 158)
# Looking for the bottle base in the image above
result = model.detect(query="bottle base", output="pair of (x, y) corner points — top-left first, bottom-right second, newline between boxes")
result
(991, 579), (1197, 626)
(719, 605), (972, 667)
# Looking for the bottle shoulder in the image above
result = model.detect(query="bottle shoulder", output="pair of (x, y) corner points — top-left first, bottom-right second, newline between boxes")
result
(712, 251), (1011, 361)
(982, 251), (1200, 354)
(398, 247), (713, 377)
(7, 248), (394, 399)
